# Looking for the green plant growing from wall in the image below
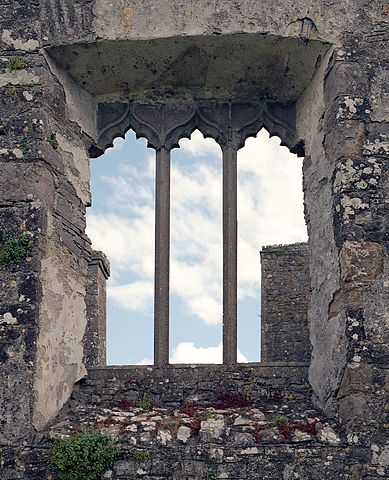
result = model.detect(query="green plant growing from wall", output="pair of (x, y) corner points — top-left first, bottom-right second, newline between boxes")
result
(5, 86), (17, 97)
(0, 232), (33, 263)
(49, 133), (59, 149)
(7, 56), (28, 71)
(271, 414), (289, 426)
(270, 249), (286, 256)
(129, 449), (150, 462)
(302, 315), (309, 327)
(136, 393), (153, 410)
(20, 138), (30, 154)
(208, 469), (218, 480)
(195, 409), (214, 421)
(49, 431), (119, 480)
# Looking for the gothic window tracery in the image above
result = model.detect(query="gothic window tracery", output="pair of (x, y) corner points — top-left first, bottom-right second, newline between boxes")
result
(94, 101), (304, 366)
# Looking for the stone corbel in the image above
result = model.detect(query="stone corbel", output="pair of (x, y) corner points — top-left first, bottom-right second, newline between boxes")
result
(94, 102), (132, 156)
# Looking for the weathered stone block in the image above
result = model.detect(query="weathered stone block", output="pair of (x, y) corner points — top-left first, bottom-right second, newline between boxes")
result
(363, 122), (389, 156)
(324, 121), (365, 161)
(324, 61), (367, 105)
(340, 241), (384, 284)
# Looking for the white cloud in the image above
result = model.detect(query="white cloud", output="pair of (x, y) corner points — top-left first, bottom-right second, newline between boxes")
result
(108, 280), (154, 314)
(101, 136), (126, 155)
(169, 159), (222, 324)
(87, 128), (307, 327)
(136, 357), (153, 365)
(170, 342), (248, 364)
(235, 130), (307, 299)
(178, 130), (221, 157)
(86, 211), (154, 279)
(99, 155), (155, 212)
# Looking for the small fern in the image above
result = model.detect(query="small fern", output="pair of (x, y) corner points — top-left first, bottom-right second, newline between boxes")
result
(136, 393), (153, 410)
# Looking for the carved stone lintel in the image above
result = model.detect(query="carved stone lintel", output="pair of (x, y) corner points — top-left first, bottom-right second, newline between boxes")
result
(263, 103), (304, 156)
(96, 100), (304, 156)
(131, 103), (197, 151)
(94, 102), (132, 157)
(197, 103), (264, 150)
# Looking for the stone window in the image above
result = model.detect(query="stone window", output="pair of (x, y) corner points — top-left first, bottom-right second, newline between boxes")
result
(94, 102), (306, 366)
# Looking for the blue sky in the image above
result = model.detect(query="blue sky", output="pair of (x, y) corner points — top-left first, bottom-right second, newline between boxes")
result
(86, 129), (307, 365)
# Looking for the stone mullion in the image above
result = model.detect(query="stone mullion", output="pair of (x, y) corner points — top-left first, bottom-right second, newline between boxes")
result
(129, 103), (197, 368)
(197, 103), (265, 366)
(154, 147), (171, 367)
(222, 145), (238, 365)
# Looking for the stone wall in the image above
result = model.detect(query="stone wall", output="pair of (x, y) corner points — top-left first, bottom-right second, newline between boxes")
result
(0, 364), (366, 480)
(0, 0), (97, 439)
(261, 243), (310, 362)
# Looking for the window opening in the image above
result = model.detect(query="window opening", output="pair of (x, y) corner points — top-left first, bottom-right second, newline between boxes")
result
(170, 131), (223, 364)
(86, 130), (155, 365)
(87, 102), (308, 366)
(237, 129), (307, 362)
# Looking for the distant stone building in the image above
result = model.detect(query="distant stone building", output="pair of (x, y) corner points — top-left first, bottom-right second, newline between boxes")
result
(261, 243), (310, 362)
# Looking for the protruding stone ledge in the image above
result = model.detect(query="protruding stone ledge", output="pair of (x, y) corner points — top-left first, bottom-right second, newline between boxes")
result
(88, 250), (111, 279)
(83, 250), (111, 367)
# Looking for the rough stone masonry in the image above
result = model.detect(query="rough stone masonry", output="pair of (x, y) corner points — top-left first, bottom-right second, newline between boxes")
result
(261, 243), (311, 362)
(0, 0), (388, 478)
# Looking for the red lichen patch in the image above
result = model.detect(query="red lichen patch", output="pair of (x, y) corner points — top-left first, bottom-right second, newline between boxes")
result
(225, 415), (236, 425)
(188, 417), (202, 435)
(277, 422), (295, 440)
(118, 419), (132, 435)
(180, 392), (251, 413)
(253, 424), (270, 442)
(64, 425), (83, 434)
(93, 418), (121, 430)
(126, 378), (142, 386)
(118, 399), (136, 410)
(253, 418), (318, 442)
(276, 419), (315, 440)
(179, 403), (199, 416)
(208, 391), (252, 409)
(294, 419), (318, 436)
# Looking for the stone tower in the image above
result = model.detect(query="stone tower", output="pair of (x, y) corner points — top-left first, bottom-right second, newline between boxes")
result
(261, 243), (311, 362)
